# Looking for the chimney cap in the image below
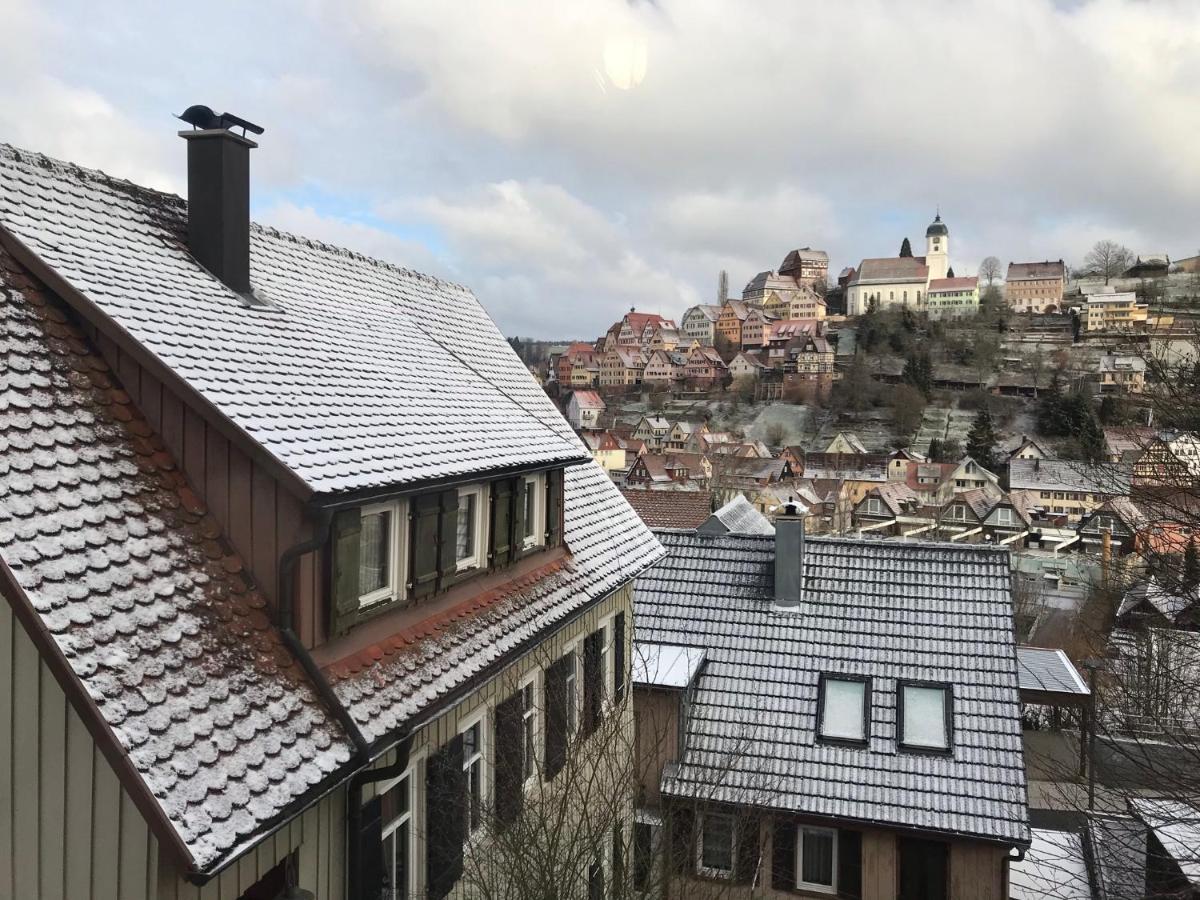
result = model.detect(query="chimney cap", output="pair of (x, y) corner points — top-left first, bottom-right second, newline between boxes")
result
(177, 105), (265, 138)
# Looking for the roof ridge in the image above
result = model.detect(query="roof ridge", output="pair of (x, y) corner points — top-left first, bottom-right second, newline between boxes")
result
(0, 141), (184, 206)
(0, 141), (470, 294)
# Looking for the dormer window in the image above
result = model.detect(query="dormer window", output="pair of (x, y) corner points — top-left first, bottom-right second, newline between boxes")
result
(898, 682), (952, 753)
(819, 675), (869, 744)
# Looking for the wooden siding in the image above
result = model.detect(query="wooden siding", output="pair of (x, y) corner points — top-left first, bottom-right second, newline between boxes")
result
(0, 597), (159, 900)
(84, 326), (328, 648)
(633, 686), (680, 807)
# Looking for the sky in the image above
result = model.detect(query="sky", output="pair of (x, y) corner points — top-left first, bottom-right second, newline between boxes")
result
(2, 0), (1199, 339)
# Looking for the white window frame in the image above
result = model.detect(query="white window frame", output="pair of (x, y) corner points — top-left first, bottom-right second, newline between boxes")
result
(520, 672), (540, 788)
(695, 811), (737, 879)
(996, 507), (1015, 526)
(358, 500), (408, 610)
(599, 615), (614, 711)
(377, 766), (416, 899)
(455, 484), (488, 572)
(564, 643), (580, 739)
(866, 498), (883, 516)
(522, 472), (547, 549)
(461, 712), (488, 838)
(795, 825), (838, 894)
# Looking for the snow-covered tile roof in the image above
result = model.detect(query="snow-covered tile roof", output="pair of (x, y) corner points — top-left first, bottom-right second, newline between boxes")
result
(0, 245), (356, 872)
(632, 643), (705, 689)
(634, 530), (1030, 845)
(0, 143), (587, 497)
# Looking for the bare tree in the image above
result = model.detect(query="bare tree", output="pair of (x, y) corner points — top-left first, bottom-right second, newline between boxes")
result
(979, 255), (1002, 287)
(1084, 240), (1133, 285)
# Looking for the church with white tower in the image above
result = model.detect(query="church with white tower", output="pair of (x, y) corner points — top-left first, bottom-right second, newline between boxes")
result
(846, 213), (954, 316)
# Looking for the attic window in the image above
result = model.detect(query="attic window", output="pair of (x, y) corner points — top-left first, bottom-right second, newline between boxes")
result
(819, 675), (868, 744)
(898, 682), (952, 752)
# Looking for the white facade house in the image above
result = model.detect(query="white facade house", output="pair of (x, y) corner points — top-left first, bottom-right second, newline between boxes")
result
(847, 214), (951, 316)
(566, 389), (606, 429)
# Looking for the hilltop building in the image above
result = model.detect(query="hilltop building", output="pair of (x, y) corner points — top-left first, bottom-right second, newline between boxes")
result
(1005, 260), (1067, 314)
(847, 213), (951, 315)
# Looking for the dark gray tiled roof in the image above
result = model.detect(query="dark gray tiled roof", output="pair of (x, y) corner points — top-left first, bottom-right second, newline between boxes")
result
(331, 462), (664, 743)
(1016, 647), (1090, 696)
(635, 530), (1030, 845)
(0, 246), (355, 871)
(0, 144), (586, 498)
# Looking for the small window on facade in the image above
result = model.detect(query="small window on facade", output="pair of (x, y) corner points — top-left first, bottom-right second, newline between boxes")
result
(523, 472), (546, 549)
(899, 683), (951, 751)
(797, 826), (837, 893)
(819, 676), (867, 743)
(380, 772), (413, 897)
(697, 812), (735, 878)
(521, 681), (537, 783)
(588, 856), (604, 900)
(463, 719), (486, 834)
(456, 485), (487, 571)
(633, 823), (654, 890)
(866, 498), (883, 515)
(565, 647), (578, 737)
(359, 504), (394, 605)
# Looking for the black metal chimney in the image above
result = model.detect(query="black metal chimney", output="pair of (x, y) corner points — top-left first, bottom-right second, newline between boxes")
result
(773, 500), (806, 611)
(177, 106), (263, 295)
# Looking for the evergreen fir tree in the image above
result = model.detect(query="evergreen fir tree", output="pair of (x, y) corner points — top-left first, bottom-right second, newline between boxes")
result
(946, 266), (955, 278)
(902, 351), (934, 399)
(899, 237), (913, 258)
(927, 437), (943, 462)
(966, 408), (998, 467)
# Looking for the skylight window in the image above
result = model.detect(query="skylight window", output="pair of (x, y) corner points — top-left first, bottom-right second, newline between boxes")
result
(819, 676), (868, 743)
(899, 682), (952, 752)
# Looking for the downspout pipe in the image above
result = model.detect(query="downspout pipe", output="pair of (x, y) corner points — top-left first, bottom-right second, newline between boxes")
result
(346, 737), (414, 900)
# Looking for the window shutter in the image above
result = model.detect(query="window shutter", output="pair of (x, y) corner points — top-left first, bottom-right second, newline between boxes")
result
(546, 467), (564, 547)
(490, 479), (514, 569)
(544, 655), (569, 781)
(425, 736), (466, 900)
(582, 630), (602, 737)
(771, 818), (797, 891)
(357, 795), (385, 900)
(612, 825), (626, 899)
(668, 805), (695, 874)
(493, 692), (523, 827)
(511, 476), (527, 560)
(838, 828), (863, 899)
(733, 813), (761, 885)
(330, 508), (362, 636)
(613, 611), (626, 703)
(436, 488), (459, 588)
(410, 494), (441, 600)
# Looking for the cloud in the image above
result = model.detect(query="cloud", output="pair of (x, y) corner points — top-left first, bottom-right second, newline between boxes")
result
(4, 0), (1200, 337)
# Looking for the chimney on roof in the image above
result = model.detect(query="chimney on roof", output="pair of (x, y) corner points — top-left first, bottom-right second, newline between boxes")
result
(177, 105), (264, 296)
(773, 500), (805, 611)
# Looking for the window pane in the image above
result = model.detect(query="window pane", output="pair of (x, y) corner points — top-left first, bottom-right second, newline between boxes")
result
(822, 679), (866, 741)
(701, 815), (734, 872)
(903, 685), (948, 749)
(360, 510), (390, 596)
(382, 829), (397, 893)
(524, 481), (536, 539)
(456, 493), (476, 562)
(801, 829), (834, 886)
(634, 824), (653, 890)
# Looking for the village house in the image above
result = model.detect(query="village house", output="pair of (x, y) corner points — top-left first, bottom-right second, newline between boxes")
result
(716, 300), (754, 346)
(556, 340), (599, 383)
(1096, 353), (1147, 394)
(1077, 497), (1146, 556)
(566, 389), (606, 430)
(582, 429), (626, 471)
(1009, 458), (1130, 521)
(728, 350), (768, 381)
(852, 483), (927, 536)
(1005, 436), (1051, 463)
(1123, 252), (1170, 279)
(684, 429), (737, 455)
(740, 306), (779, 348)
(847, 214), (950, 315)
(665, 420), (707, 451)
(633, 518), (1029, 900)
(570, 354), (601, 387)
(680, 304), (721, 346)
(765, 318), (820, 366)
(924, 275), (980, 319)
(633, 415), (672, 450)
(642, 348), (689, 386)
(646, 322), (681, 352)
(710, 456), (794, 506)
(618, 488), (714, 531)
(788, 334), (835, 374)
(599, 346), (645, 388)
(0, 133), (664, 899)
(684, 344), (727, 387)
(625, 453), (711, 490)
(1083, 288), (1149, 333)
(605, 309), (676, 351)
(1004, 260), (1067, 314)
